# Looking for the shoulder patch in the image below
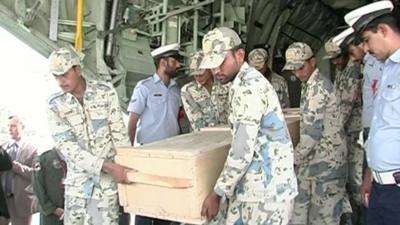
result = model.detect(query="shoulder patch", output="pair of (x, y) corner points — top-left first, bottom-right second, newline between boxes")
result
(182, 81), (197, 92)
(91, 80), (113, 91)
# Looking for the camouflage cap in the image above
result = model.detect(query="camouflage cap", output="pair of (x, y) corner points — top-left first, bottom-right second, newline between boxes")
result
(323, 38), (341, 60)
(282, 42), (313, 71)
(248, 48), (268, 70)
(189, 50), (205, 76)
(48, 47), (81, 76)
(199, 27), (242, 69)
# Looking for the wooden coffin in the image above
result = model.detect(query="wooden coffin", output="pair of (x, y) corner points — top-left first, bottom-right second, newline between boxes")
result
(116, 130), (231, 224)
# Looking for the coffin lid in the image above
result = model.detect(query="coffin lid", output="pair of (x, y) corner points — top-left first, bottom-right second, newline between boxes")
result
(117, 129), (231, 159)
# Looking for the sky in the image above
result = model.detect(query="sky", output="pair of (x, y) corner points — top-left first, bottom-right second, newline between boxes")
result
(0, 26), (59, 151)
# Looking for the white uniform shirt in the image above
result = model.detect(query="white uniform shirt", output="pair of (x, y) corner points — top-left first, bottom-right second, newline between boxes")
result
(362, 53), (383, 128)
(128, 74), (181, 144)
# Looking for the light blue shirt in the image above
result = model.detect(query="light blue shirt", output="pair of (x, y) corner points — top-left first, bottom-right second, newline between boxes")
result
(367, 49), (400, 171)
(128, 74), (181, 144)
(362, 53), (383, 128)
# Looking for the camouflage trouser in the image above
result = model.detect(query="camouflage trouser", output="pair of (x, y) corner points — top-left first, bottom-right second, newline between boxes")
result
(289, 178), (346, 225)
(64, 195), (119, 225)
(342, 194), (352, 214)
(346, 131), (363, 206)
(225, 197), (294, 225)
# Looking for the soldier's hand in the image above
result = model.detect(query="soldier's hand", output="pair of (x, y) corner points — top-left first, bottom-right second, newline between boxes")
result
(362, 168), (373, 208)
(102, 161), (132, 184)
(201, 191), (221, 221)
(53, 208), (64, 217)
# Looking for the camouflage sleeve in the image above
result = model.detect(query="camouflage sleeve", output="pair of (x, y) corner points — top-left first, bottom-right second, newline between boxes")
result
(214, 83), (264, 197)
(294, 84), (326, 165)
(33, 158), (56, 216)
(214, 123), (259, 197)
(181, 85), (206, 130)
(47, 105), (104, 177)
(108, 87), (130, 147)
(340, 63), (362, 121)
(281, 80), (290, 108)
(216, 84), (231, 125)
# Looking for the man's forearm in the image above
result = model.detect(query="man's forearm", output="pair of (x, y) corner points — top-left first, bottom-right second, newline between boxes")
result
(128, 113), (140, 146)
(128, 127), (136, 146)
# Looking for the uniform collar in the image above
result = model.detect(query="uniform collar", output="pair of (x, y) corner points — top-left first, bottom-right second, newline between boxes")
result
(306, 68), (319, 85)
(387, 48), (400, 64)
(83, 80), (96, 98)
(153, 73), (177, 88)
(196, 81), (203, 89)
(237, 62), (250, 80)
(363, 52), (372, 64)
(153, 73), (161, 83)
(195, 78), (216, 89)
(63, 78), (91, 102)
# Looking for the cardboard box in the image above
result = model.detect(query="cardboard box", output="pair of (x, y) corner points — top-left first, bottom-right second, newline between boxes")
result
(116, 130), (231, 224)
(283, 108), (300, 147)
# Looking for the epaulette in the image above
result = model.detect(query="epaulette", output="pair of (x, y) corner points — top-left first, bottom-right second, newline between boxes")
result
(47, 91), (65, 105)
(140, 76), (154, 85)
(95, 80), (113, 90)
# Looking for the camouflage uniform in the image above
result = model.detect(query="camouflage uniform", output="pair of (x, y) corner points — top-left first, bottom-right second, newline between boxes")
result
(335, 61), (363, 206)
(330, 29), (365, 223)
(200, 27), (298, 225)
(324, 39), (344, 83)
(221, 63), (297, 225)
(270, 73), (291, 109)
(47, 48), (130, 225)
(181, 81), (230, 130)
(248, 48), (291, 108)
(181, 51), (230, 131)
(283, 43), (347, 225)
(323, 37), (354, 222)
